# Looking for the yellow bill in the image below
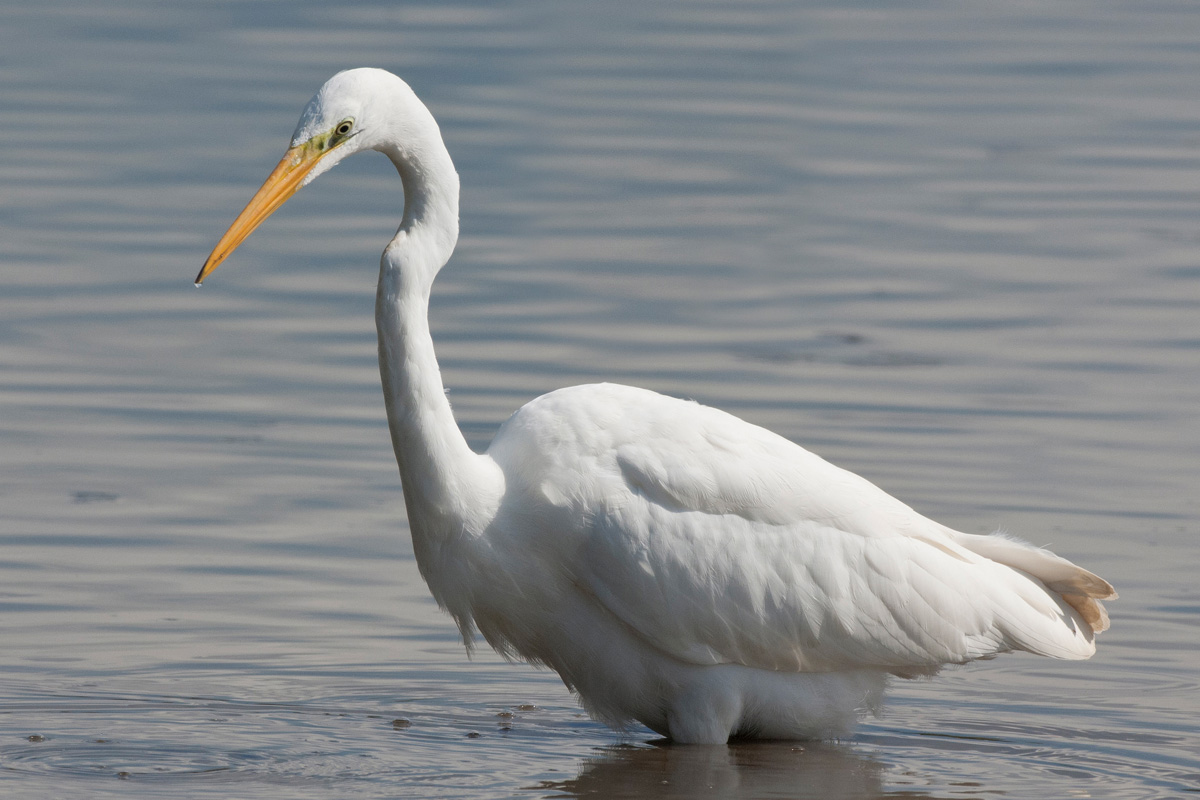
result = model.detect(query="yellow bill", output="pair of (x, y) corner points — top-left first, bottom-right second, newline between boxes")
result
(195, 141), (324, 285)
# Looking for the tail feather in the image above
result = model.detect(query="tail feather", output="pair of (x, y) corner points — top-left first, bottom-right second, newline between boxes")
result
(1057, 591), (1110, 633)
(952, 529), (1116, 634)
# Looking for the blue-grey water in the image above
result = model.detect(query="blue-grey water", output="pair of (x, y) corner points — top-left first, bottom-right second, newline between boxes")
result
(2, 1), (1198, 797)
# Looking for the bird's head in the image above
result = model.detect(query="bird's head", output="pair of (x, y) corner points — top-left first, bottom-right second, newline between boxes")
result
(196, 68), (419, 285)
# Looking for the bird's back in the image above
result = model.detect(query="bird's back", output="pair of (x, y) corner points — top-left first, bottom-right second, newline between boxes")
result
(483, 382), (1113, 675)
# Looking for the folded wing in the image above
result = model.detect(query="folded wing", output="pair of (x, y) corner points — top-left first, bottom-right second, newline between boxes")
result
(563, 388), (1113, 674)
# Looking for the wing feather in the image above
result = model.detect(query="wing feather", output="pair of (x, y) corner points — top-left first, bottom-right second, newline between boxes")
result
(492, 384), (1107, 674)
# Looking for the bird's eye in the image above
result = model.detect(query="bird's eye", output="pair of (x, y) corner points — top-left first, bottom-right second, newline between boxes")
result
(335, 119), (354, 136)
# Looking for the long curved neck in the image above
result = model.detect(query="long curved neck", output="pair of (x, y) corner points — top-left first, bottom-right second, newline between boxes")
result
(375, 132), (501, 559)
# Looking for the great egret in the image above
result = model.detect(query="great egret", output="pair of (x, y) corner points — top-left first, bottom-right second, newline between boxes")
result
(197, 69), (1115, 744)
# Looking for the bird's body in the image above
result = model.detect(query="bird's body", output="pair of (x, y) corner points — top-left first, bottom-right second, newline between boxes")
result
(198, 69), (1115, 744)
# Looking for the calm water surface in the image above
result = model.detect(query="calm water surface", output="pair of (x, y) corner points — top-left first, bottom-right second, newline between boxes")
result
(1, 1), (1198, 797)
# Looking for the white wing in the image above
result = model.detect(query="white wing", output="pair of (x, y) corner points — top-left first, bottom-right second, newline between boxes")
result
(491, 383), (1114, 674)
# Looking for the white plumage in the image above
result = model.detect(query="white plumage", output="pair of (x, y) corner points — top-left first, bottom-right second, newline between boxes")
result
(197, 69), (1115, 744)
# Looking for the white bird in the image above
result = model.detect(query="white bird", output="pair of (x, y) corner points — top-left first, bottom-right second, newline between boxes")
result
(196, 69), (1116, 744)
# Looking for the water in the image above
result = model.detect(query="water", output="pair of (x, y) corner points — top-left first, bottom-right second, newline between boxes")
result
(1, 0), (1198, 796)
